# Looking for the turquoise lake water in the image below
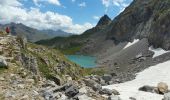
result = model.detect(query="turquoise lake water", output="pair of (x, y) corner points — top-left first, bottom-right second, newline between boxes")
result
(66, 55), (96, 68)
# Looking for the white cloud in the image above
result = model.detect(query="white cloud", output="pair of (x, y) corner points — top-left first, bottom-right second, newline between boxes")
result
(71, 0), (76, 2)
(102, 0), (130, 13)
(102, 0), (110, 8)
(78, 2), (86, 7)
(93, 16), (101, 20)
(33, 0), (61, 6)
(0, 0), (93, 34)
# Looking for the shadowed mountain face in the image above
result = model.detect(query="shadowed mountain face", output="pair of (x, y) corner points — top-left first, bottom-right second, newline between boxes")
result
(0, 23), (72, 42)
(106, 0), (170, 50)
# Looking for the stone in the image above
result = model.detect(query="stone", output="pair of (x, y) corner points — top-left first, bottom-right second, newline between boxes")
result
(108, 95), (121, 100)
(65, 75), (72, 82)
(102, 74), (112, 83)
(50, 75), (63, 85)
(21, 95), (29, 100)
(26, 79), (35, 84)
(0, 56), (8, 68)
(83, 79), (102, 91)
(163, 92), (170, 100)
(42, 90), (53, 100)
(0, 77), (5, 81)
(129, 97), (137, 100)
(99, 88), (113, 95)
(33, 90), (39, 96)
(157, 82), (168, 94)
(5, 91), (16, 98)
(112, 89), (120, 95)
(79, 87), (87, 94)
(139, 85), (156, 93)
(17, 84), (25, 89)
(65, 85), (79, 97)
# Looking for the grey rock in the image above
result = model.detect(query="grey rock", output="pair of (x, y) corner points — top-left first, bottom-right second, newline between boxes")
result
(129, 97), (137, 100)
(50, 75), (63, 86)
(102, 74), (112, 83)
(0, 56), (8, 68)
(163, 92), (170, 100)
(139, 85), (156, 93)
(99, 88), (113, 95)
(112, 89), (120, 95)
(65, 85), (79, 97)
(83, 79), (102, 91)
(108, 95), (121, 100)
(79, 87), (87, 94)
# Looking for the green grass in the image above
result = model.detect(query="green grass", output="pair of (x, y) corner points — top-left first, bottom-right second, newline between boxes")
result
(0, 94), (4, 100)
(61, 45), (82, 54)
(0, 67), (6, 74)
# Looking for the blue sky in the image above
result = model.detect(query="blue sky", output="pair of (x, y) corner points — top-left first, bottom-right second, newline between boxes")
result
(0, 0), (133, 34)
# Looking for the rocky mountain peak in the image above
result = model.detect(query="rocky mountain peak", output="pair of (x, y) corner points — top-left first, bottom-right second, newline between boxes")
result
(96, 14), (111, 27)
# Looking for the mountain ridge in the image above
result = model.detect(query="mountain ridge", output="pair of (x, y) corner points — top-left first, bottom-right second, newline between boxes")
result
(0, 23), (72, 42)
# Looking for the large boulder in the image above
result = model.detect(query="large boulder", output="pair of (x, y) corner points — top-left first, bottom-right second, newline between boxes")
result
(0, 56), (8, 68)
(163, 92), (170, 100)
(99, 88), (120, 95)
(50, 75), (63, 86)
(83, 79), (102, 91)
(139, 85), (156, 93)
(99, 88), (113, 95)
(65, 85), (79, 97)
(157, 82), (168, 94)
(102, 74), (112, 83)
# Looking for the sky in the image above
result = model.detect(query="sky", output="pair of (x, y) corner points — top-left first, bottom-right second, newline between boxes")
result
(0, 0), (133, 34)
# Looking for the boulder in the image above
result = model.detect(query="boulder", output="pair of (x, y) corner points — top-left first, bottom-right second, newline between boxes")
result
(50, 75), (63, 85)
(102, 74), (112, 83)
(79, 87), (87, 94)
(99, 88), (113, 95)
(0, 56), (8, 68)
(65, 85), (79, 97)
(112, 89), (120, 95)
(108, 95), (121, 100)
(83, 79), (102, 91)
(157, 82), (168, 94)
(139, 85), (156, 93)
(163, 92), (170, 100)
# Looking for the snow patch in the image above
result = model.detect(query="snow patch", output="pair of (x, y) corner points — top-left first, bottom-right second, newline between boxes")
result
(149, 46), (170, 58)
(123, 39), (139, 49)
(103, 60), (170, 100)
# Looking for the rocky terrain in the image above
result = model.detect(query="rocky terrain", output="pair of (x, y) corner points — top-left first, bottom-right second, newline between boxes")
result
(36, 0), (170, 82)
(0, 31), (123, 100)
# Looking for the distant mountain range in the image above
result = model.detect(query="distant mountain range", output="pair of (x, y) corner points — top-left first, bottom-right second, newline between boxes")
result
(0, 23), (72, 42)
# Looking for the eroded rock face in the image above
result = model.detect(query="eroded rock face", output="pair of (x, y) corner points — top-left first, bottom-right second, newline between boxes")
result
(20, 53), (39, 76)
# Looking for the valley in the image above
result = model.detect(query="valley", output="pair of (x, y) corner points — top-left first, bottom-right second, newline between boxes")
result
(1, 0), (170, 100)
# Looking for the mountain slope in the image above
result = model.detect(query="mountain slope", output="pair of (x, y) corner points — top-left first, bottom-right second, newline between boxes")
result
(106, 0), (170, 49)
(0, 23), (72, 42)
(36, 15), (112, 54)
